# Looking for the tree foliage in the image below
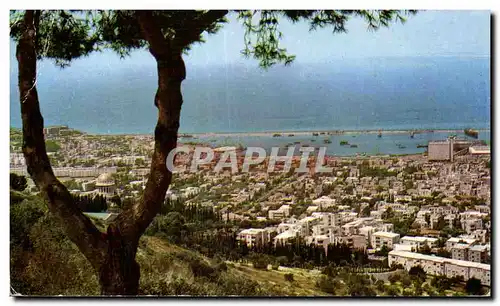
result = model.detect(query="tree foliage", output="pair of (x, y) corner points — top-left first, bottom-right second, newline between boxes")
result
(465, 277), (483, 295)
(408, 265), (426, 282)
(10, 10), (416, 68)
(10, 173), (28, 191)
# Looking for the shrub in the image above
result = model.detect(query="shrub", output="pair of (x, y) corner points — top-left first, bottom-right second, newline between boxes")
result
(276, 256), (288, 266)
(316, 276), (336, 294)
(11, 213), (99, 295)
(284, 273), (294, 282)
(10, 173), (27, 191)
(465, 278), (483, 295)
(409, 265), (426, 282)
(249, 254), (270, 270)
(10, 197), (46, 248)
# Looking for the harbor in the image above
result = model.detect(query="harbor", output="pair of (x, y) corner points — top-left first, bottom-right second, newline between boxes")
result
(179, 129), (491, 157)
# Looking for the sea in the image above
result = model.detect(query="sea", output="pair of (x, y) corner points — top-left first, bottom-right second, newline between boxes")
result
(10, 56), (490, 156)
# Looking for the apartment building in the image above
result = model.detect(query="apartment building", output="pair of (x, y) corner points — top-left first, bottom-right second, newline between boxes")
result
(446, 237), (477, 251)
(462, 218), (483, 234)
(371, 231), (400, 250)
(388, 250), (490, 286)
(268, 204), (291, 220)
(273, 230), (300, 246)
(400, 236), (438, 249)
(334, 235), (368, 250)
(468, 245), (488, 263)
(451, 243), (469, 261)
(311, 212), (341, 227)
(237, 228), (269, 248)
(312, 196), (336, 209)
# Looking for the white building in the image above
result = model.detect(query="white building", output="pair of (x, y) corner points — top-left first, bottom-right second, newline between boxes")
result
(446, 237), (477, 251)
(306, 234), (331, 251)
(311, 212), (341, 228)
(273, 230), (299, 246)
(312, 196), (336, 209)
(462, 218), (483, 234)
(451, 243), (469, 261)
(237, 228), (269, 248)
(10, 153), (26, 167)
(95, 173), (116, 198)
(428, 140), (454, 161)
(388, 250), (490, 286)
(393, 244), (415, 252)
(269, 204), (291, 220)
(400, 236), (438, 249)
(468, 245), (488, 263)
(371, 231), (400, 250)
(469, 145), (490, 155)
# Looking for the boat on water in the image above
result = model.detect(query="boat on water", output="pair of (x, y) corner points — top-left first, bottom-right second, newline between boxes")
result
(464, 128), (479, 139)
(410, 131), (415, 138)
(377, 130), (382, 138)
(350, 144), (358, 148)
(416, 144), (428, 148)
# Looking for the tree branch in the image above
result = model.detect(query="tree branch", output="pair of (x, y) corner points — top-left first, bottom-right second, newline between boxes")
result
(174, 10), (228, 49)
(16, 10), (106, 270)
(114, 11), (185, 244)
(134, 10), (173, 59)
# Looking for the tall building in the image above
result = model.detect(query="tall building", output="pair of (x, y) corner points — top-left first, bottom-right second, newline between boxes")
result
(428, 140), (454, 161)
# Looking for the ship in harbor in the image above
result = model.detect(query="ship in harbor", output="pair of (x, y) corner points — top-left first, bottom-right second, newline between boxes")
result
(464, 128), (479, 139)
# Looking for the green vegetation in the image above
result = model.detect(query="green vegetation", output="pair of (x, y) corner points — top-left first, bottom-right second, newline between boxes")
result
(10, 173), (27, 191)
(408, 266), (426, 282)
(11, 191), (474, 296)
(72, 194), (108, 213)
(359, 165), (397, 178)
(10, 127), (23, 151)
(465, 277), (483, 295)
(45, 140), (61, 152)
(10, 192), (267, 296)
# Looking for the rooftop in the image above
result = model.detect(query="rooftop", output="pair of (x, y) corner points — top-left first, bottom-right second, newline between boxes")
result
(469, 244), (488, 252)
(239, 228), (266, 235)
(453, 243), (470, 249)
(373, 231), (400, 238)
(447, 237), (477, 244)
(274, 230), (298, 240)
(401, 236), (437, 243)
(389, 250), (490, 270)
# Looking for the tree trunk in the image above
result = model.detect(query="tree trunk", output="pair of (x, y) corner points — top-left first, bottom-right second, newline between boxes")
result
(100, 12), (186, 295)
(16, 10), (188, 296)
(16, 8), (107, 283)
(99, 225), (140, 295)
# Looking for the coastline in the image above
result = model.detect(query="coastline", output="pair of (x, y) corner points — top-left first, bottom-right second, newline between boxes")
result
(11, 126), (490, 138)
(182, 128), (491, 138)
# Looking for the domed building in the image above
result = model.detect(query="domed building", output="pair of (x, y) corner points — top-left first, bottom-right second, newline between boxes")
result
(95, 173), (116, 198)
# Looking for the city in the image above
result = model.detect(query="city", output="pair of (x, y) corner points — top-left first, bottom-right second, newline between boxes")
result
(10, 125), (491, 296)
(9, 8), (491, 298)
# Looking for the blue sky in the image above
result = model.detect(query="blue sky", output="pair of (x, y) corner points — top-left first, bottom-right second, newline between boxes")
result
(10, 10), (490, 73)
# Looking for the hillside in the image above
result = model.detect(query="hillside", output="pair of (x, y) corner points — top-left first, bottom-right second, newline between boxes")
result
(10, 191), (326, 296)
(10, 191), (471, 297)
